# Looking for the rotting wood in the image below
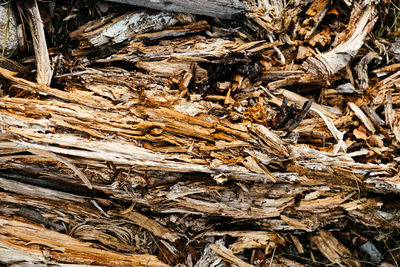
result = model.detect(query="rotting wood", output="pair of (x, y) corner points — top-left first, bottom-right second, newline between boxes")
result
(303, 4), (377, 80)
(1, 0), (400, 265)
(25, 0), (52, 86)
(106, 0), (251, 19)
(210, 243), (255, 267)
(0, 216), (168, 266)
(109, 208), (179, 242)
(69, 10), (186, 48)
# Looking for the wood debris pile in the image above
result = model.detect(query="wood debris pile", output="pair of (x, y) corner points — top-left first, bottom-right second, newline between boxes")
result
(0, 0), (400, 265)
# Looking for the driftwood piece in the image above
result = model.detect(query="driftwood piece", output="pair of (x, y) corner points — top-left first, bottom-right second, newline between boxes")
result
(106, 0), (250, 19)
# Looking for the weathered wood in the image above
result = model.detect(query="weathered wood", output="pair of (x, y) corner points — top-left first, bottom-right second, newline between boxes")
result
(303, 3), (377, 80)
(1, 0), (399, 265)
(0, 217), (168, 266)
(69, 10), (183, 47)
(210, 243), (254, 267)
(106, 0), (250, 19)
(26, 0), (52, 86)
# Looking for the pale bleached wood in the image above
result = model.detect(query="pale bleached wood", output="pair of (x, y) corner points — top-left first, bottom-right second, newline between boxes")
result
(348, 102), (376, 133)
(26, 0), (52, 86)
(303, 4), (377, 80)
(70, 10), (181, 47)
(210, 243), (254, 267)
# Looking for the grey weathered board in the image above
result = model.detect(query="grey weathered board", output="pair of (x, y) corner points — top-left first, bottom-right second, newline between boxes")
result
(106, 0), (250, 19)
